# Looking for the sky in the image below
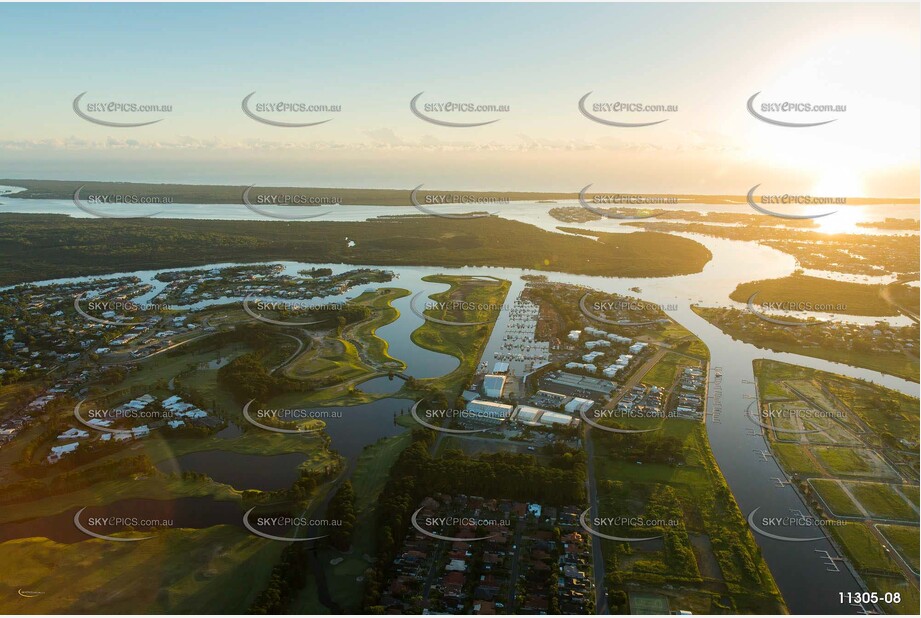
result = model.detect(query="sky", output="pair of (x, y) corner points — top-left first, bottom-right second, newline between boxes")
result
(0, 2), (918, 196)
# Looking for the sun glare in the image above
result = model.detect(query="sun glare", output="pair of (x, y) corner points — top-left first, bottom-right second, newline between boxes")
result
(814, 207), (866, 235)
(812, 170), (864, 200)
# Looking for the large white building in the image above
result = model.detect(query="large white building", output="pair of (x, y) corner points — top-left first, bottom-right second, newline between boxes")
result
(513, 405), (544, 426)
(565, 362), (597, 373)
(539, 411), (575, 427)
(564, 397), (594, 415)
(482, 374), (507, 398)
(465, 399), (514, 423)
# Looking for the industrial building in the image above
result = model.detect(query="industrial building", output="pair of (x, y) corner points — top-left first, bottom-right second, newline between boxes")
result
(465, 399), (514, 423)
(564, 397), (594, 415)
(482, 374), (507, 398)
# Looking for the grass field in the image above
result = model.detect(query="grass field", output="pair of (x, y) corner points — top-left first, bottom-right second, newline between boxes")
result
(410, 275), (510, 396)
(829, 522), (920, 615)
(754, 361), (919, 455)
(878, 525), (921, 573)
(0, 474), (240, 526)
(642, 352), (697, 389)
(848, 483), (918, 521)
(829, 522), (902, 575)
(342, 287), (409, 369)
(772, 443), (823, 476)
(863, 574), (921, 615)
(814, 447), (896, 479)
(0, 526), (281, 613)
(810, 479), (862, 517)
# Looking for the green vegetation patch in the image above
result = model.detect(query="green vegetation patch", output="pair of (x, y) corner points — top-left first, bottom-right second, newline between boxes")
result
(772, 443), (822, 476)
(730, 273), (897, 317)
(0, 214), (712, 286)
(829, 522), (902, 575)
(848, 482), (918, 521)
(809, 479), (862, 517)
(877, 525), (920, 574)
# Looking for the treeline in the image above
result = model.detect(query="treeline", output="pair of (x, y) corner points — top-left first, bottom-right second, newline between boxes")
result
(246, 474), (348, 614)
(248, 538), (313, 614)
(325, 480), (357, 551)
(362, 429), (586, 609)
(1, 454), (153, 504)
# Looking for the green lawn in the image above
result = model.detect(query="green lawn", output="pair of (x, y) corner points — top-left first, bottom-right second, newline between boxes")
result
(863, 574), (920, 616)
(291, 426), (415, 614)
(642, 352), (697, 389)
(829, 522), (902, 575)
(772, 443), (822, 476)
(813, 446), (898, 479)
(343, 287), (410, 368)
(849, 483), (918, 521)
(810, 479), (862, 517)
(878, 525), (920, 574)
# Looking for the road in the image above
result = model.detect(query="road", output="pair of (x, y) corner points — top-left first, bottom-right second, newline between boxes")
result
(270, 332), (306, 374)
(601, 346), (668, 408)
(584, 426), (608, 614)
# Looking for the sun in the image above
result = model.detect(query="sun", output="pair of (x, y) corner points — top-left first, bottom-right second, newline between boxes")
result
(812, 170), (864, 200)
(808, 170), (866, 234)
(814, 208), (865, 235)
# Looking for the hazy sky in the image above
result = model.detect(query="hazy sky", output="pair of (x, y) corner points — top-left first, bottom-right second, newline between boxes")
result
(0, 2), (918, 196)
